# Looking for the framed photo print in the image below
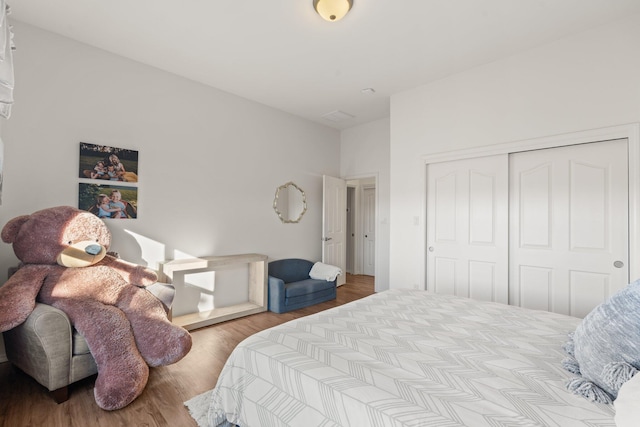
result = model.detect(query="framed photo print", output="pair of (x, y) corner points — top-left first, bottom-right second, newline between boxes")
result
(79, 142), (139, 183)
(79, 183), (138, 219)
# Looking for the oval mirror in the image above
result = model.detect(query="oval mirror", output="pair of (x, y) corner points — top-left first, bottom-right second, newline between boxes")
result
(273, 182), (307, 223)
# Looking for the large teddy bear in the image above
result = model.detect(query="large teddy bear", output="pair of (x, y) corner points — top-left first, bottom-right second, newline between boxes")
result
(0, 206), (192, 410)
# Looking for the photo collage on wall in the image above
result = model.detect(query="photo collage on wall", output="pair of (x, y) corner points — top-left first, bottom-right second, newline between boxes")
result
(78, 142), (139, 219)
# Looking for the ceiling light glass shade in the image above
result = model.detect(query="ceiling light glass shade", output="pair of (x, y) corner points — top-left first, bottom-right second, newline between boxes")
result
(313, 0), (353, 22)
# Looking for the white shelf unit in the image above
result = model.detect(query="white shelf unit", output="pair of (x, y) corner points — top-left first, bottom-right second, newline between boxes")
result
(159, 253), (268, 331)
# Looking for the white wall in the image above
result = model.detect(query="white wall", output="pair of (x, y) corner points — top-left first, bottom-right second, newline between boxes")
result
(389, 14), (640, 289)
(0, 22), (340, 286)
(341, 117), (390, 291)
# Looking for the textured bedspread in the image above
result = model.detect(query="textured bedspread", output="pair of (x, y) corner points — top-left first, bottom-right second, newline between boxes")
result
(203, 290), (615, 426)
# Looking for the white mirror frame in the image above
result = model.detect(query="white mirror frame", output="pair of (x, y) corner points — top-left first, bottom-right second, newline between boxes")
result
(273, 181), (307, 223)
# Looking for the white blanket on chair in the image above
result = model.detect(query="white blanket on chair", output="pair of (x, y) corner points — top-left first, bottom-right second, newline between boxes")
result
(309, 262), (342, 281)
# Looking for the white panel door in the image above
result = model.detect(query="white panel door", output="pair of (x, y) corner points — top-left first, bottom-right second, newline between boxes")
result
(509, 139), (629, 317)
(363, 187), (375, 276)
(323, 175), (347, 286)
(426, 155), (509, 303)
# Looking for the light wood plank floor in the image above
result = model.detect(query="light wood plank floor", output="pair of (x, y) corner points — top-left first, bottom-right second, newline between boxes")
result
(0, 274), (374, 427)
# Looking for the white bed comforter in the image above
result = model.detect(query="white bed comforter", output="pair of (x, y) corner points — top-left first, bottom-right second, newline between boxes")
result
(205, 290), (615, 427)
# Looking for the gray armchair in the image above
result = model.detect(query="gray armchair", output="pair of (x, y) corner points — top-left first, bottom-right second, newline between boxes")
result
(2, 282), (174, 403)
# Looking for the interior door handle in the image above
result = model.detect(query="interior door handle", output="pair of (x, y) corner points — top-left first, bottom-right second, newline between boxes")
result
(322, 237), (333, 242)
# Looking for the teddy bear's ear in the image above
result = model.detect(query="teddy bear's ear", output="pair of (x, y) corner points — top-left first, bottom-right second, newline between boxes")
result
(1, 215), (30, 243)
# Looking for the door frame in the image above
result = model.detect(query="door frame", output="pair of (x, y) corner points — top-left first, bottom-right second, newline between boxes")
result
(422, 123), (640, 289)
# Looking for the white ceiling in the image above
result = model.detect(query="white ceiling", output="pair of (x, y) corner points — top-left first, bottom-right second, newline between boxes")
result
(10, 1), (640, 130)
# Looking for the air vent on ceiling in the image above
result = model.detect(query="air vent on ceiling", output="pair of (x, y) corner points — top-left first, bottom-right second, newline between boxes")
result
(322, 110), (355, 122)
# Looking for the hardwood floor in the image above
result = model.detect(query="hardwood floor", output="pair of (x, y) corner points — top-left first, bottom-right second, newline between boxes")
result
(0, 274), (374, 427)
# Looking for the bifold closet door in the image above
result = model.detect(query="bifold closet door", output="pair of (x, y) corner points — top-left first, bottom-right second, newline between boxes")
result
(426, 154), (508, 304)
(509, 139), (629, 317)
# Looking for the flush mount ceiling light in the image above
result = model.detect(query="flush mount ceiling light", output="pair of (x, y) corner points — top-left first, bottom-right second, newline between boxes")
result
(313, 0), (353, 22)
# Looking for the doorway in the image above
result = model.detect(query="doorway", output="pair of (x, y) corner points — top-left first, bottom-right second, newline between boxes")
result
(346, 177), (376, 278)
(346, 186), (355, 274)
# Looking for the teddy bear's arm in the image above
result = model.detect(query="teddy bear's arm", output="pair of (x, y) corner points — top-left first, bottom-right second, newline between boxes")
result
(97, 254), (158, 287)
(0, 265), (51, 332)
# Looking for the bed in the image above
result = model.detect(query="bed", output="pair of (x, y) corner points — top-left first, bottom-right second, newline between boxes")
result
(186, 289), (616, 426)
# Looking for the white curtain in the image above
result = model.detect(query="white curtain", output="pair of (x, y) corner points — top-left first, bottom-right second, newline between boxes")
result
(0, 1), (15, 119)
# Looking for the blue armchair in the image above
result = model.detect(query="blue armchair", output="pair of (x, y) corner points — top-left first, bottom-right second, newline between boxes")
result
(268, 258), (337, 313)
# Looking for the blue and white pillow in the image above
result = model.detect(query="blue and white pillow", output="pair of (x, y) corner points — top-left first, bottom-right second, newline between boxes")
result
(562, 280), (640, 404)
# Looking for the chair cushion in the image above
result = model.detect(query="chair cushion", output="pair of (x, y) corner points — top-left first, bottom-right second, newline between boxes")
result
(285, 279), (335, 298)
(286, 287), (336, 307)
(72, 329), (91, 355)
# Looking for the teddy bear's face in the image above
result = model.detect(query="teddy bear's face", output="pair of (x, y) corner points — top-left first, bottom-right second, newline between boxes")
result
(1, 206), (112, 267)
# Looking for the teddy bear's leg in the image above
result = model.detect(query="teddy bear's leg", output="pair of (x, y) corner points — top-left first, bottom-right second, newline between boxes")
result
(60, 299), (150, 411)
(118, 286), (192, 367)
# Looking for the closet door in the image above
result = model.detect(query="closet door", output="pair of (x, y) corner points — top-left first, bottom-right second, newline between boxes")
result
(426, 155), (509, 303)
(509, 139), (629, 317)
